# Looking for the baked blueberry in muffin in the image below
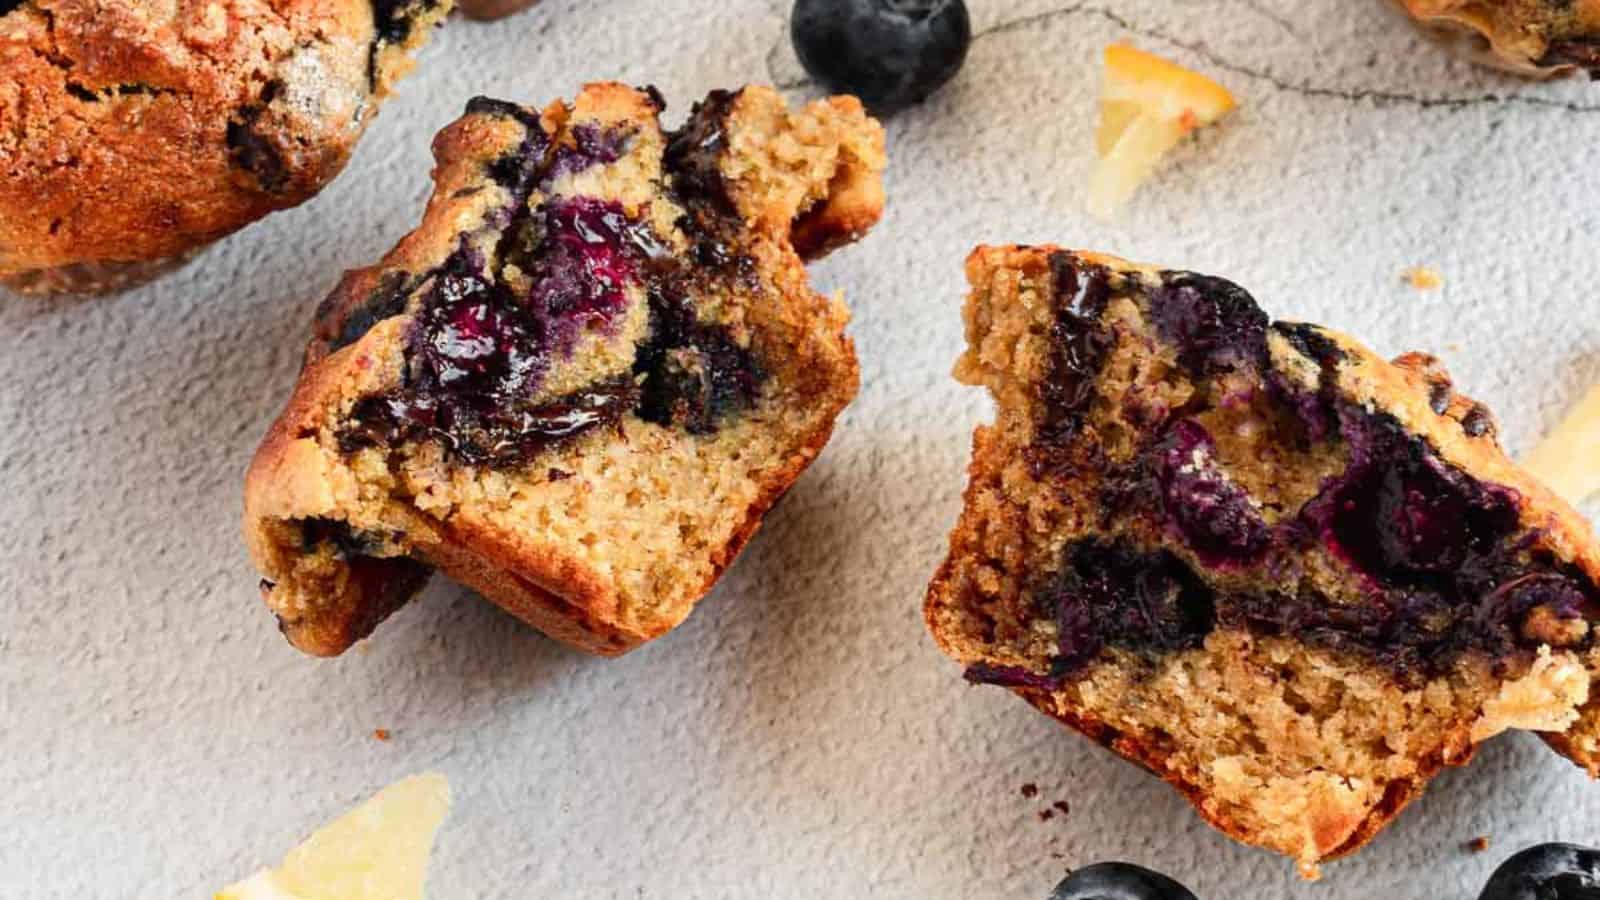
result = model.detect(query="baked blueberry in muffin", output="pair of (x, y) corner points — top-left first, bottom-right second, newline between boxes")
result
(1393, 0), (1600, 76)
(926, 246), (1600, 876)
(244, 83), (885, 656)
(0, 0), (452, 296)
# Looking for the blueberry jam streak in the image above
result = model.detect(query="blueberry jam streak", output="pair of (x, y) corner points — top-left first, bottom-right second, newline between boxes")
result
(335, 93), (766, 468)
(340, 376), (639, 465)
(545, 123), (635, 184)
(1264, 322), (1346, 444)
(466, 97), (551, 193)
(662, 90), (753, 274)
(465, 96), (544, 131)
(319, 99), (550, 354)
(367, 0), (441, 86)
(226, 81), (288, 193)
(328, 271), (414, 352)
(993, 262), (1600, 687)
(1223, 569), (1594, 680)
(286, 517), (432, 640)
(634, 289), (763, 434)
(1152, 420), (1270, 566)
(1024, 252), (1114, 479)
(965, 539), (1218, 688)
(371, 0), (435, 43)
(663, 90), (737, 215)
(338, 198), (651, 466)
(962, 662), (1069, 691)
(298, 517), (400, 560)
(1053, 540), (1217, 666)
(1274, 322), (1346, 368)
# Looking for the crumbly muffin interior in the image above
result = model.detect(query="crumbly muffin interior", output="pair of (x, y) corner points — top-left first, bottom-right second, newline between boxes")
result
(249, 84), (884, 655)
(928, 246), (1600, 872)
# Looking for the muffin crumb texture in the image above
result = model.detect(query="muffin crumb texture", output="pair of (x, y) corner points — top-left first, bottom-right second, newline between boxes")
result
(926, 245), (1600, 876)
(244, 82), (885, 657)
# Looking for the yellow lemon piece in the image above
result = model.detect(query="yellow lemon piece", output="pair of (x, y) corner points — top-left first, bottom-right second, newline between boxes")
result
(1089, 44), (1237, 219)
(215, 871), (301, 900)
(216, 773), (451, 900)
(1523, 383), (1600, 506)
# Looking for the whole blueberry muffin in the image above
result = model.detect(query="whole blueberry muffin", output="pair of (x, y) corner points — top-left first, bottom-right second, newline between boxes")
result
(458, 0), (536, 19)
(1393, 0), (1600, 76)
(244, 83), (885, 657)
(0, 0), (452, 296)
(926, 246), (1600, 876)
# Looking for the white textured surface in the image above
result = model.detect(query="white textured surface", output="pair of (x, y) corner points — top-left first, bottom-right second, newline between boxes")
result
(4, 1), (1600, 897)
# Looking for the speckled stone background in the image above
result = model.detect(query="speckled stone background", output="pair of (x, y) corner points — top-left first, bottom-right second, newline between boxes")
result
(4, 1), (1600, 897)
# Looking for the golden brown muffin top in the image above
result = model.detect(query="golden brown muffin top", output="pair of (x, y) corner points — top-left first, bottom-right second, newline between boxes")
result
(0, 0), (450, 284)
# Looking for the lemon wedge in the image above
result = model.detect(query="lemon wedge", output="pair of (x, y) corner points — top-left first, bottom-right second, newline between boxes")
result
(216, 773), (450, 900)
(215, 872), (302, 900)
(1089, 44), (1237, 219)
(1523, 383), (1600, 506)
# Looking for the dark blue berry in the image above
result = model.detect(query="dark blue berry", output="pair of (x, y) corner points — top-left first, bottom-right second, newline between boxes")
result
(790, 0), (971, 115)
(1151, 420), (1270, 566)
(1049, 862), (1199, 900)
(1150, 271), (1269, 375)
(1043, 539), (1217, 675)
(1478, 843), (1600, 900)
(1310, 412), (1521, 585)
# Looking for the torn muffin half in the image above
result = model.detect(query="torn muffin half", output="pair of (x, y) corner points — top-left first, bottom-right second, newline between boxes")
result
(926, 246), (1600, 876)
(245, 83), (885, 656)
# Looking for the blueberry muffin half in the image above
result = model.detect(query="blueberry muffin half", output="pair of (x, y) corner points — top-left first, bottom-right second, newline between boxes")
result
(926, 246), (1600, 875)
(1393, 0), (1600, 76)
(244, 83), (885, 657)
(0, 0), (452, 296)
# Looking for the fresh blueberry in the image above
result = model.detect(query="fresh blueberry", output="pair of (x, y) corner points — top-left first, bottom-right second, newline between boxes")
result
(790, 0), (971, 115)
(1049, 862), (1200, 900)
(1478, 843), (1600, 900)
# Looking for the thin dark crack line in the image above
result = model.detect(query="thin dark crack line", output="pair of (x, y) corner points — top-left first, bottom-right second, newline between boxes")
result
(767, 0), (1600, 113)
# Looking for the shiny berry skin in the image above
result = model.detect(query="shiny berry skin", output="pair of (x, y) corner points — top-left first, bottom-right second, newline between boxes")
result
(1049, 862), (1199, 900)
(790, 0), (971, 115)
(1478, 843), (1600, 900)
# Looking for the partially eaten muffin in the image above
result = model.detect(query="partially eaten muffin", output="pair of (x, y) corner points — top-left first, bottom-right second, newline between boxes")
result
(926, 246), (1600, 875)
(245, 83), (885, 656)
